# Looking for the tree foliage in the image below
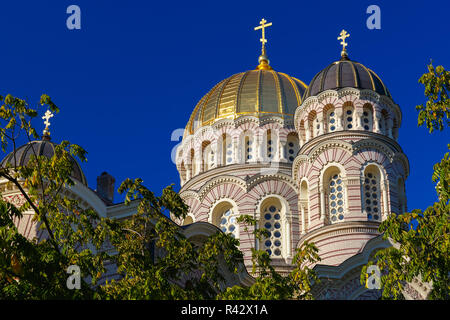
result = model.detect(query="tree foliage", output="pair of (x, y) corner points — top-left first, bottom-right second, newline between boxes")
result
(99, 178), (243, 299)
(219, 215), (320, 300)
(361, 63), (450, 300)
(416, 62), (450, 133)
(0, 93), (246, 299)
(0, 93), (321, 300)
(0, 94), (114, 299)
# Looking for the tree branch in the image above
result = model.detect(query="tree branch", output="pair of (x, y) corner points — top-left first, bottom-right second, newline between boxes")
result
(0, 171), (60, 253)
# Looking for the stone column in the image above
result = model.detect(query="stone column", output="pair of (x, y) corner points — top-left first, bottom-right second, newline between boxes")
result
(285, 219), (291, 259)
(344, 178), (350, 214)
(254, 221), (260, 250)
(320, 186), (326, 221)
(211, 142), (218, 168)
(255, 134), (262, 162)
(335, 108), (344, 131)
(386, 118), (394, 139)
(301, 205), (305, 234)
(232, 136), (239, 164)
(317, 114), (324, 135)
(273, 132), (280, 162)
(355, 112), (364, 130)
(374, 111), (382, 134)
(194, 152), (201, 175)
(308, 201), (311, 227)
(305, 124), (311, 142)
(279, 139), (287, 162)
(186, 164), (192, 180)
(381, 181), (389, 218)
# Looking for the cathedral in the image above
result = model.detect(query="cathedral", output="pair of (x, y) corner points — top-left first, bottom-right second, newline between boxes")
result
(171, 22), (420, 299)
(0, 20), (433, 299)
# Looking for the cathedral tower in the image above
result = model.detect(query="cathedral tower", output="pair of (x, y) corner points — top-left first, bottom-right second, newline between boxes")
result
(174, 19), (309, 273)
(293, 30), (409, 268)
(173, 26), (410, 293)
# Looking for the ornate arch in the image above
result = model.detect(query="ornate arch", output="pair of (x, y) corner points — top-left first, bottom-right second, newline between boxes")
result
(255, 194), (292, 260)
(308, 140), (353, 164)
(247, 173), (298, 194)
(198, 175), (247, 201)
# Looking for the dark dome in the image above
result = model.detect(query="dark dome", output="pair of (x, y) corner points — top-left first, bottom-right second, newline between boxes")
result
(1, 138), (87, 186)
(303, 58), (391, 99)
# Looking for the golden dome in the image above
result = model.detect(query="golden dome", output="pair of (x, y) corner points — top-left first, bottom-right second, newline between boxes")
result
(185, 69), (308, 135)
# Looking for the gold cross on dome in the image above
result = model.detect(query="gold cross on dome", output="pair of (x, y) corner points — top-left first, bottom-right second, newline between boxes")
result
(42, 110), (54, 135)
(337, 29), (350, 51)
(254, 18), (272, 52)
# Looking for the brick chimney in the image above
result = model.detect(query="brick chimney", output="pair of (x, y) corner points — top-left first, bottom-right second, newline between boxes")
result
(96, 172), (115, 204)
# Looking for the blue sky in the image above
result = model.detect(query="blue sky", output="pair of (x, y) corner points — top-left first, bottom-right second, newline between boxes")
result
(0, 0), (448, 211)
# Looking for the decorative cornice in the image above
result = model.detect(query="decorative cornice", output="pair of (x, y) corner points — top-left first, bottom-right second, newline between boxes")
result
(352, 138), (395, 161)
(308, 139), (353, 163)
(292, 132), (409, 183)
(296, 221), (381, 249)
(392, 152), (410, 178)
(295, 87), (401, 132)
(179, 190), (200, 202)
(246, 172), (298, 193)
(197, 175), (247, 201)
(186, 114), (293, 141)
(180, 161), (292, 191)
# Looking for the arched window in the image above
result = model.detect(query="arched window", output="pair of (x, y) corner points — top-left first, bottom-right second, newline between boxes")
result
(180, 161), (187, 184)
(218, 208), (238, 238)
(362, 104), (374, 131)
(189, 149), (196, 177)
(308, 111), (318, 139)
(380, 110), (389, 135)
(324, 169), (346, 223)
(286, 134), (299, 162)
(212, 202), (238, 238)
(314, 118), (320, 137)
(362, 166), (382, 221)
(202, 141), (214, 172)
(343, 104), (354, 130)
(183, 215), (194, 225)
(261, 200), (283, 257)
(300, 180), (309, 233)
(327, 109), (337, 133)
(244, 134), (254, 163)
(266, 129), (275, 161)
(221, 134), (233, 165)
(299, 120), (306, 144)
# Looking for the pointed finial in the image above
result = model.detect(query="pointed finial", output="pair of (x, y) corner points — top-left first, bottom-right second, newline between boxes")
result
(254, 18), (273, 70)
(337, 29), (350, 59)
(42, 109), (54, 138)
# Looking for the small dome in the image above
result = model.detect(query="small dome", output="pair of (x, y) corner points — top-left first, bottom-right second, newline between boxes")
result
(303, 58), (390, 99)
(1, 138), (87, 186)
(185, 69), (307, 136)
